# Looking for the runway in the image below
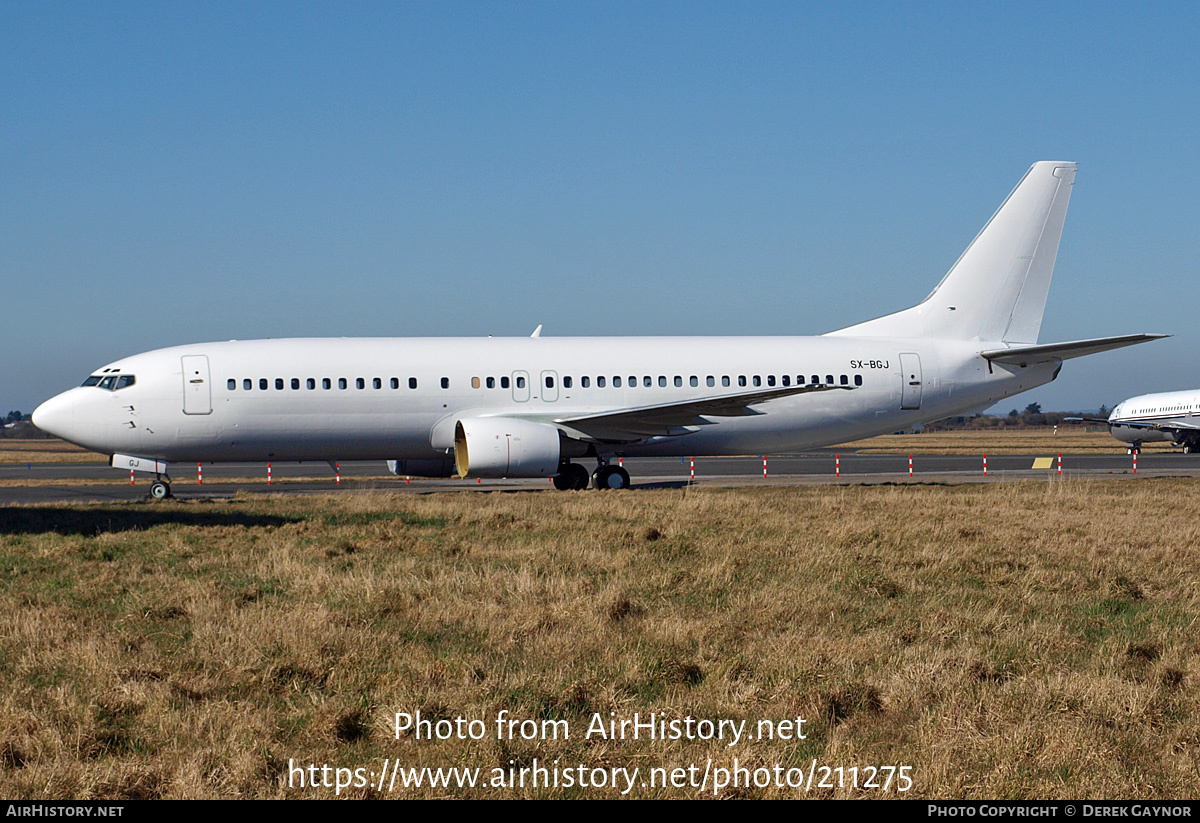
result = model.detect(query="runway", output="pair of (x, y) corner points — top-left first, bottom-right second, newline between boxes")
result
(2, 450), (1195, 504)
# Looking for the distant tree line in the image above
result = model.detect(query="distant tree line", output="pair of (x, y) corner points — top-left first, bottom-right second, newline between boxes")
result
(925, 402), (1110, 431)
(1, 410), (54, 439)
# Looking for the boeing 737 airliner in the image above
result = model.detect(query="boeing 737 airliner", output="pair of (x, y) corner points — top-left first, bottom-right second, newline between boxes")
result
(1069, 390), (1200, 454)
(33, 162), (1166, 496)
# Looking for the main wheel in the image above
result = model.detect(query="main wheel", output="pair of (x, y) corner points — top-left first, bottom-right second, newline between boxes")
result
(553, 463), (590, 491)
(593, 465), (631, 490)
(149, 480), (171, 500)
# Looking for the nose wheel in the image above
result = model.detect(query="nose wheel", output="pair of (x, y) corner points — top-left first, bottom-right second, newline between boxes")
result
(148, 479), (172, 499)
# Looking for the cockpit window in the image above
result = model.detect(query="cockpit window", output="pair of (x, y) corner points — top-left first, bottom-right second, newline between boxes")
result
(88, 374), (136, 391)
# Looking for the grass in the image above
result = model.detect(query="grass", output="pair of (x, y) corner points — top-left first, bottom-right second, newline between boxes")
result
(2, 481), (1199, 798)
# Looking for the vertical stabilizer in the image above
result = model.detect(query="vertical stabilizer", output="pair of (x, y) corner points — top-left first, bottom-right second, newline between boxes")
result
(827, 161), (1076, 343)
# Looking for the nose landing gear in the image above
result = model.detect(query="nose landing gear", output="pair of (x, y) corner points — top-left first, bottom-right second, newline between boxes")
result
(148, 475), (172, 499)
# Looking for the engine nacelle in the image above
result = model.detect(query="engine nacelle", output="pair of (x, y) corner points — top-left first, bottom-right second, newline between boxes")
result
(453, 418), (561, 478)
(386, 458), (457, 478)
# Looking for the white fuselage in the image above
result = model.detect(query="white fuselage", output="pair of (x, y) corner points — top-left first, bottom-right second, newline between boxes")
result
(1108, 390), (1200, 445)
(33, 334), (1057, 465)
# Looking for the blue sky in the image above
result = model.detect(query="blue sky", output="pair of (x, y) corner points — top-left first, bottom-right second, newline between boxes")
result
(3, 2), (1197, 415)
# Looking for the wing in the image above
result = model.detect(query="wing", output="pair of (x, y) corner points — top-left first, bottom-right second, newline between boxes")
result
(1066, 415), (1200, 435)
(542, 383), (853, 443)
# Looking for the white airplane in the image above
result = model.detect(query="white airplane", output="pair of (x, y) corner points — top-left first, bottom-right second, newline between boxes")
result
(33, 161), (1166, 498)
(1069, 391), (1200, 454)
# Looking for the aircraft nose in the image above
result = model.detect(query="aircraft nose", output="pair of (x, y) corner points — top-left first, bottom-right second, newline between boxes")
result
(32, 392), (76, 439)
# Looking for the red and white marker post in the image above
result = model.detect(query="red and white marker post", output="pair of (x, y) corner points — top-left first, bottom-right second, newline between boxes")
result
(267, 463), (272, 485)
(1133, 452), (1138, 474)
(763, 456), (768, 478)
(130, 470), (135, 486)
(198, 462), (203, 485)
(1057, 453), (1062, 477)
(336, 462), (341, 485)
(836, 454), (840, 478)
(983, 454), (987, 476)
(689, 457), (695, 482)
(908, 455), (913, 478)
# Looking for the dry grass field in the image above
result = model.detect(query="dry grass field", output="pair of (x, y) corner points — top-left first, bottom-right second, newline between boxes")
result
(843, 428), (1171, 455)
(3, 481), (1199, 799)
(0, 440), (106, 464)
(0, 428), (1158, 471)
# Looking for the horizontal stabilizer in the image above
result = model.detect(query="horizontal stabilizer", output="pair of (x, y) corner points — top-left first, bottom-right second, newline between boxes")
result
(981, 334), (1168, 367)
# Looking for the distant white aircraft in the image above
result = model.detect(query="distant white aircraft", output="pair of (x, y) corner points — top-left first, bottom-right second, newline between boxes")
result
(1069, 390), (1200, 454)
(33, 162), (1166, 497)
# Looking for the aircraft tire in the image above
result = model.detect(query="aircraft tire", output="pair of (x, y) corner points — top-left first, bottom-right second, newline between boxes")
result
(594, 466), (631, 490)
(554, 463), (590, 491)
(149, 480), (171, 500)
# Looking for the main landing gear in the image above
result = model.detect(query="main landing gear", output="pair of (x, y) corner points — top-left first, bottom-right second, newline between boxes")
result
(552, 459), (631, 491)
(552, 462), (590, 491)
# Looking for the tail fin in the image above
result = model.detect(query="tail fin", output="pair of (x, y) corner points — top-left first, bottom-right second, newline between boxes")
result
(827, 161), (1076, 343)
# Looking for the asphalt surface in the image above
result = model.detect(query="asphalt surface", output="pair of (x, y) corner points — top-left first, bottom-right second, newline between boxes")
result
(2, 450), (1196, 504)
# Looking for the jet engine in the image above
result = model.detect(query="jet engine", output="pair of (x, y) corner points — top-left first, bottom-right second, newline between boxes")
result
(453, 418), (561, 478)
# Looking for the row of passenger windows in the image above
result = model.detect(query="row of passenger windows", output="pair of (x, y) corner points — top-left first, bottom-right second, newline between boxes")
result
(517, 374), (865, 389)
(227, 373), (865, 392)
(229, 377), (426, 391)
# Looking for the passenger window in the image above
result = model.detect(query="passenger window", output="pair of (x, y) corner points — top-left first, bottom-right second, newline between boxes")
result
(674, 376), (682, 387)
(228, 379), (236, 390)
(706, 376), (714, 387)
(614, 376), (622, 388)
(597, 376), (606, 388)
(738, 376), (747, 387)
(373, 378), (382, 389)
(291, 378), (300, 390)
(782, 375), (790, 386)
(690, 376), (698, 387)
(244, 379), (252, 391)
(323, 378), (332, 389)
(486, 377), (495, 389)
(722, 376), (730, 387)
(645, 376), (652, 387)
(811, 375), (819, 385)
(275, 378), (284, 390)
(338, 378), (347, 389)
(564, 376), (572, 389)
(753, 376), (761, 387)
(825, 375), (833, 385)
(840, 374), (848, 385)
(409, 378), (418, 389)
(260, 378), (268, 390)
(500, 377), (509, 389)
(546, 376), (555, 389)
(581, 376), (589, 388)
(659, 376), (666, 387)
(471, 377), (481, 389)
(767, 375), (775, 387)
(516, 376), (525, 389)
(308, 378), (316, 389)
(391, 378), (399, 389)
(356, 378), (365, 389)
(441, 377), (449, 389)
